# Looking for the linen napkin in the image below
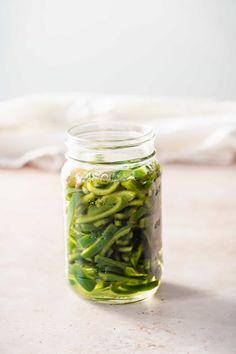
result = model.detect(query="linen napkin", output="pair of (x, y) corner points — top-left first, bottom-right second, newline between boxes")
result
(0, 93), (235, 170)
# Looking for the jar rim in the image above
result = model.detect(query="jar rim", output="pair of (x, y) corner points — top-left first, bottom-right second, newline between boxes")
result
(67, 121), (155, 150)
(66, 121), (156, 163)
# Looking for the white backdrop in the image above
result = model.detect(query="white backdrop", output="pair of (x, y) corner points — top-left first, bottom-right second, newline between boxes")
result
(0, 0), (236, 101)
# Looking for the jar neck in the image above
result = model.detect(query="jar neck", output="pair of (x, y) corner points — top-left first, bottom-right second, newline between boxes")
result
(66, 122), (156, 164)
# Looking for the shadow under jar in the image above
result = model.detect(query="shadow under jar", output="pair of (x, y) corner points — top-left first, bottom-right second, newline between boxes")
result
(61, 122), (163, 304)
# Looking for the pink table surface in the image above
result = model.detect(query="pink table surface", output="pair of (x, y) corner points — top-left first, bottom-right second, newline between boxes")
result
(0, 165), (235, 354)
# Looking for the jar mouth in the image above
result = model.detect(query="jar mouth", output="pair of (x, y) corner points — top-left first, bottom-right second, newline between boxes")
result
(66, 121), (156, 163)
(67, 122), (155, 149)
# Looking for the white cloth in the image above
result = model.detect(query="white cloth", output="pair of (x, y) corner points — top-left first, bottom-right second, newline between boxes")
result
(0, 93), (236, 170)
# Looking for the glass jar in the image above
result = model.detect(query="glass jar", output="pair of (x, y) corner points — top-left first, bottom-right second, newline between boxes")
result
(61, 122), (162, 304)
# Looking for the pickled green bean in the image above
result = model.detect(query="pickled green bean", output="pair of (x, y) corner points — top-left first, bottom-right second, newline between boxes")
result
(65, 160), (162, 301)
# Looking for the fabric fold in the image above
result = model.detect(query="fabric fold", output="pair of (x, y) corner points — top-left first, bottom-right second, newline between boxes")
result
(0, 93), (236, 170)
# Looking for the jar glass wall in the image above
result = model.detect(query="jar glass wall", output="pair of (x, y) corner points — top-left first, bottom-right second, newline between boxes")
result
(61, 122), (162, 304)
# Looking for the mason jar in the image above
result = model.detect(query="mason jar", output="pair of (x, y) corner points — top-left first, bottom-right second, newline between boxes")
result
(61, 122), (162, 304)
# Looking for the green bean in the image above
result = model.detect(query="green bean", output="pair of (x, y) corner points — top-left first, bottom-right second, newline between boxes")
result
(116, 238), (130, 246)
(111, 169), (132, 181)
(117, 246), (133, 253)
(124, 266), (147, 277)
(133, 166), (147, 180)
(87, 181), (119, 195)
(131, 243), (143, 267)
(114, 212), (127, 220)
(111, 280), (159, 294)
(66, 175), (76, 188)
(103, 266), (124, 274)
(81, 224), (117, 258)
(82, 185), (89, 194)
(114, 220), (122, 227)
(82, 192), (95, 204)
(129, 206), (147, 223)
(95, 255), (128, 270)
(77, 191), (135, 223)
(68, 234), (76, 248)
(77, 234), (97, 248)
(139, 218), (145, 228)
(66, 187), (77, 195)
(121, 180), (141, 192)
(77, 224), (94, 233)
(100, 226), (131, 256)
(66, 192), (79, 232)
(98, 272), (146, 284)
(74, 230), (90, 239)
(129, 199), (144, 206)
(70, 263), (96, 291)
(69, 251), (79, 263)
(93, 217), (111, 227)
(121, 255), (130, 263)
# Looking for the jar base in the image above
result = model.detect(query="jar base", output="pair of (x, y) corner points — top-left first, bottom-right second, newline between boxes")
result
(91, 286), (159, 304)
(70, 282), (160, 304)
